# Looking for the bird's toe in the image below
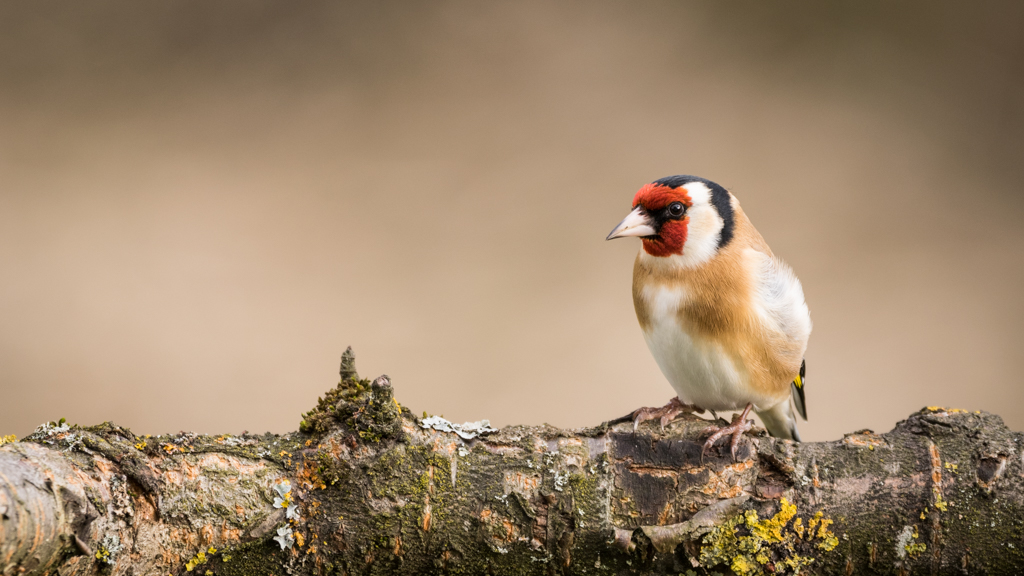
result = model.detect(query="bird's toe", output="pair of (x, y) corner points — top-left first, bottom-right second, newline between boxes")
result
(700, 413), (754, 463)
(631, 397), (697, 432)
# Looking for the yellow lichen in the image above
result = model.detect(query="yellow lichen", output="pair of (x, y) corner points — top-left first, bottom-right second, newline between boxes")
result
(944, 461), (959, 474)
(134, 441), (147, 450)
(185, 551), (208, 572)
(732, 554), (758, 574)
(747, 498), (796, 543)
(778, 554), (815, 573)
(904, 526), (927, 557)
(906, 541), (927, 556)
(806, 512), (818, 536)
(926, 406), (967, 414)
(813, 513), (829, 537)
(95, 546), (110, 563)
(700, 498), (832, 576)
(814, 514), (838, 551)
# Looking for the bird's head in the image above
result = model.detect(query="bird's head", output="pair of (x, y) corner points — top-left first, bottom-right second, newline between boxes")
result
(606, 175), (735, 265)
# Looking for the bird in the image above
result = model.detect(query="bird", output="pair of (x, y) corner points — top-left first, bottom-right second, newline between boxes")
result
(606, 175), (810, 460)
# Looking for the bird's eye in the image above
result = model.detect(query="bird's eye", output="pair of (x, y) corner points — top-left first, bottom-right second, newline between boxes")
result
(668, 202), (685, 217)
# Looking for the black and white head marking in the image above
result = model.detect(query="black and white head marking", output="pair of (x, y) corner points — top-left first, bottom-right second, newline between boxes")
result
(653, 175), (735, 250)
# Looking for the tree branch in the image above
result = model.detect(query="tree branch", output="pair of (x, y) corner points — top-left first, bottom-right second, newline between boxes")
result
(2, 349), (1022, 575)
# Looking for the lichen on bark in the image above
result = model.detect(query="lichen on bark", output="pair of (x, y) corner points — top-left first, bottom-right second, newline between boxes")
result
(2, 351), (1022, 576)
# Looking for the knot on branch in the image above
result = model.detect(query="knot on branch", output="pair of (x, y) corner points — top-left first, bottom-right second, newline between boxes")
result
(299, 348), (406, 443)
(338, 346), (358, 382)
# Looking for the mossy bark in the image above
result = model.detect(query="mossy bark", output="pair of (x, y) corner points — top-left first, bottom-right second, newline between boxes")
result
(2, 351), (1022, 576)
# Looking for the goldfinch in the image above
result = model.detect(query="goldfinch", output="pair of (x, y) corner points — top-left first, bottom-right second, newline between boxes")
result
(607, 175), (811, 459)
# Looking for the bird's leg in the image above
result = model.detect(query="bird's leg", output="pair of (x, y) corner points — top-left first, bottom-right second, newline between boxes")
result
(631, 397), (704, 431)
(701, 403), (754, 462)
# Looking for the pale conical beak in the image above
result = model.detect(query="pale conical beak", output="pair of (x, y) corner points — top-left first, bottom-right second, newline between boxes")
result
(606, 206), (656, 240)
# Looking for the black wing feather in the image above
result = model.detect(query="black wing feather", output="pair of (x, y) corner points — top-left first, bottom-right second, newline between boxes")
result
(791, 359), (808, 420)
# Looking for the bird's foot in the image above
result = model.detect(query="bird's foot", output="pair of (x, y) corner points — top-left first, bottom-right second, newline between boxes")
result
(701, 403), (754, 462)
(631, 397), (704, 432)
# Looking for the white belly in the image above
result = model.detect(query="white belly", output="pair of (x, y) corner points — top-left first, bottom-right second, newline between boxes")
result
(640, 285), (773, 411)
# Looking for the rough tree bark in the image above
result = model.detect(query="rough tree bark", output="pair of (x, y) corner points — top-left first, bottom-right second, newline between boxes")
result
(2, 349), (1022, 576)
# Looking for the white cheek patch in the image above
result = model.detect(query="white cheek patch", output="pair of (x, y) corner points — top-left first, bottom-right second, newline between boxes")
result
(683, 181), (712, 205)
(678, 205), (722, 267)
(671, 181), (723, 268)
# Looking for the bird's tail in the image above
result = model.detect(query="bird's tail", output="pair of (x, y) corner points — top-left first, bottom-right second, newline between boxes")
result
(756, 401), (802, 442)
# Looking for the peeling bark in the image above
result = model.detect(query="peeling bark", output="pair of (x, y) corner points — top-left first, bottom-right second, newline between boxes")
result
(2, 350), (1022, 575)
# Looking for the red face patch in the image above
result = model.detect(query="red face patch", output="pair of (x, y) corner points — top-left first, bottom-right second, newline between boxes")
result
(632, 183), (692, 257)
(632, 183), (693, 212)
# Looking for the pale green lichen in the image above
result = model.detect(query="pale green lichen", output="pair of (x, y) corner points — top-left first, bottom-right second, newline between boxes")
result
(419, 415), (497, 440)
(274, 526), (295, 550)
(272, 480), (299, 520)
(94, 534), (122, 565)
(699, 498), (837, 576)
(896, 525), (926, 558)
(30, 419), (85, 452)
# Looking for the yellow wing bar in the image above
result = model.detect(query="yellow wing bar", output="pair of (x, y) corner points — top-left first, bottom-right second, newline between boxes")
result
(791, 359), (807, 420)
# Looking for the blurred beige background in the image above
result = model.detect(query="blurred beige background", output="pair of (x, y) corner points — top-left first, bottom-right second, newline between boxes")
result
(1, 1), (1022, 442)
